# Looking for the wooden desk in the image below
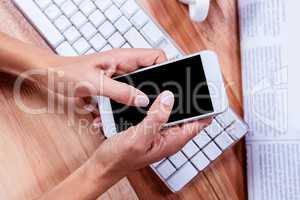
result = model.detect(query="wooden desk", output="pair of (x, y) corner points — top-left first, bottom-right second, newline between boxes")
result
(0, 0), (246, 199)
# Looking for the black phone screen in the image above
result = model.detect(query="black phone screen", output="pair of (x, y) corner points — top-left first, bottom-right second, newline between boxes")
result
(111, 55), (213, 132)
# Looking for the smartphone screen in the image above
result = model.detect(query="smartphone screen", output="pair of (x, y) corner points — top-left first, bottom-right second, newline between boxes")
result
(111, 55), (213, 132)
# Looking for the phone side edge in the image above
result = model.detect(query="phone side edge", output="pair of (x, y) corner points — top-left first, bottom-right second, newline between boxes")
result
(200, 51), (229, 114)
(97, 96), (117, 138)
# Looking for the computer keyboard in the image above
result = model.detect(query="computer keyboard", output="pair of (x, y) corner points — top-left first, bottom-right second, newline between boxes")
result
(14, 0), (181, 59)
(13, 0), (248, 192)
(151, 109), (248, 191)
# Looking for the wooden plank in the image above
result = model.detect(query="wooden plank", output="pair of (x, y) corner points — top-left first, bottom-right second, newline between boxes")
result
(0, 0), (246, 199)
(0, 0), (138, 199)
(126, 0), (247, 199)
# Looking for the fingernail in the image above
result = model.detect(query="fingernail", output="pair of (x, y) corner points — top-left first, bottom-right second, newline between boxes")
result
(93, 118), (102, 128)
(135, 95), (150, 107)
(84, 104), (95, 112)
(160, 91), (174, 106)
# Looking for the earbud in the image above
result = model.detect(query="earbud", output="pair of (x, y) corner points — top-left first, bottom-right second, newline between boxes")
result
(179, 0), (210, 22)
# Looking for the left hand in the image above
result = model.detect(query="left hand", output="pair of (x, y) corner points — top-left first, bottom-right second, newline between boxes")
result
(34, 48), (167, 126)
(38, 48), (167, 99)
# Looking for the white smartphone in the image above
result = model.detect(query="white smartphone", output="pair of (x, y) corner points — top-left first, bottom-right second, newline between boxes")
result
(98, 51), (229, 138)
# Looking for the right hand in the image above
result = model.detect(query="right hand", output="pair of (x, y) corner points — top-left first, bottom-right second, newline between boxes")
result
(89, 91), (212, 181)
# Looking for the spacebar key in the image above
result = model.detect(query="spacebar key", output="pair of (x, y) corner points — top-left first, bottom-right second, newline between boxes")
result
(124, 28), (151, 48)
(14, 0), (64, 47)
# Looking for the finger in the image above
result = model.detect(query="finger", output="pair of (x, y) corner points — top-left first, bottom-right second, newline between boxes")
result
(115, 48), (168, 74)
(83, 104), (99, 114)
(146, 118), (212, 161)
(130, 90), (175, 147)
(92, 117), (102, 128)
(101, 75), (150, 107)
(162, 118), (212, 155)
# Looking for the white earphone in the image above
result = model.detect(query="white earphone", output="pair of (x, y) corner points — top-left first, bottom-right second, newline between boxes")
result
(179, 0), (210, 22)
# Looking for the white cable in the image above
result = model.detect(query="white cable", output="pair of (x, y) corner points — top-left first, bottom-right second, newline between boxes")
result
(179, 0), (210, 22)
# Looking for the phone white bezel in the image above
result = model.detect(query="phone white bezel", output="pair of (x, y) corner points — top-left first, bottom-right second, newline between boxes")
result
(98, 51), (228, 137)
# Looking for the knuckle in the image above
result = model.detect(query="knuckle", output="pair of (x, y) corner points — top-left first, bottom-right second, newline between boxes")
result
(164, 145), (181, 158)
(123, 128), (146, 154)
(125, 141), (145, 154)
(158, 49), (167, 57)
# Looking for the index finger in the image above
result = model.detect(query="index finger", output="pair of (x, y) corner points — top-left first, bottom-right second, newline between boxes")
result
(115, 48), (168, 74)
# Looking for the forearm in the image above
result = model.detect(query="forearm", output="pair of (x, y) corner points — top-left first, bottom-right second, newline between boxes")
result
(39, 157), (119, 200)
(0, 32), (59, 75)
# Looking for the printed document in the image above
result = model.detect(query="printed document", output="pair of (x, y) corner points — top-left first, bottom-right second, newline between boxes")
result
(238, 0), (300, 199)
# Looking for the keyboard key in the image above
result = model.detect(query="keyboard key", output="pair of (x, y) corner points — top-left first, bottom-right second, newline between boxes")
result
(169, 151), (187, 168)
(85, 48), (96, 55)
(226, 120), (248, 140)
(121, 43), (131, 48)
(73, 0), (82, 5)
(17, 1), (64, 47)
(35, 0), (51, 10)
(90, 33), (107, 51)
(121, 0), (139, 18)
(80, 22), (97, 40)
(61, 0), (78, 17)
(191, 151), (210, 171)
(56, 41), (78, 56)
(99, 21), (116, 39)
(131, 10), (149, 29)
(100, 44), (113, 52)
(193, 131), (211, 149)
(73, 37), (91, 54)
(79, 0), (96, 16)
(216, 109), (236, 127)
(141, 22), (165, 47)
(151, 159), (165, 168)
(95, 0), (112, 12)
(53, 0), (65, 6)
(167, 162), (198, 192)
(214, 132), (234, 150)
(71, 12), (88, 28)
(156, 160), (176, 179)
(205, 120), (223, 138)
(108, 32), (125, 48)
(112, 0), (126, 7)
(64, 26), (81, 44)
(182, 141), (199, 158)
(115, 16), (132, 34)
(158, 40), (181, 60)
(54, 15), (71, 32)
(89, 10), (106, 27)
(202, 142), (222, 161)
(104, 5), (122, 23)
(124, 27), (151, 48)
(44, 4), (61, 20)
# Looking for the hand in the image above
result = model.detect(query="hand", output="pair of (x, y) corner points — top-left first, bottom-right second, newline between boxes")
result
(88, 91), (212, 183)
(37, 48), (167, 107)
(0, 33), (166, 108)
(40, 91), (211, 200)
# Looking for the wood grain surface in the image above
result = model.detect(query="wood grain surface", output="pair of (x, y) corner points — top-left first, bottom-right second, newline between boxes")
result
(0, 0), (246, 199)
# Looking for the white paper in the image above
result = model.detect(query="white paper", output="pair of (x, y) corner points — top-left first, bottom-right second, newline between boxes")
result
(238, 0), (300, 199)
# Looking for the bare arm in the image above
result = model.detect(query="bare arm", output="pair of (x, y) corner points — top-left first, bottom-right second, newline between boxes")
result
(0, 32), (60, 74)
(0, 32), (211, 199)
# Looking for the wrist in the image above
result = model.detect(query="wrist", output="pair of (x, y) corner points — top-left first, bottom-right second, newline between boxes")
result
(39, 157), (117, 200)
(76, 157), (122, 197)
(24, 48), (62, 71)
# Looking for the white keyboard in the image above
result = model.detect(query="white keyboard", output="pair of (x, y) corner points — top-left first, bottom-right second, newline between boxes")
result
(13, 0), (248, 192)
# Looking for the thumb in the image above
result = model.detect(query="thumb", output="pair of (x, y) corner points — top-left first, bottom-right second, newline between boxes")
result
(132, 91), (175, 146)
(100, 75), (150, 107)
